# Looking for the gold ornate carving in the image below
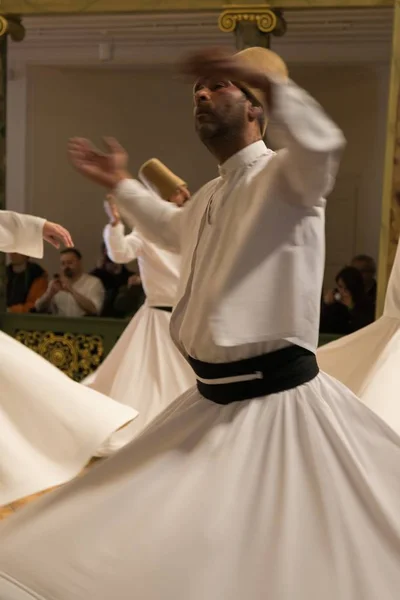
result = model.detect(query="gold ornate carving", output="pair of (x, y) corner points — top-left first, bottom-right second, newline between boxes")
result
(218, 6), (278, 34)
(15, 330), (104, 381)
(0, 16), (25, 41)
(0, 17), (8, 37)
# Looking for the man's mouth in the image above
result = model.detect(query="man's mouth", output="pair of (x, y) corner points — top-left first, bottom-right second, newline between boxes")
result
(195, 107), (214, 119)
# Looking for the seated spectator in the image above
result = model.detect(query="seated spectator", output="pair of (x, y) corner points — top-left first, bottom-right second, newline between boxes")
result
(320, 266), (375, 335)
(6, 253), (48, 313)
(351, 254), (377, 310)
(113, 271), (145, 318)
(35, 248), (104, 317)
(90, 242), (131, 317)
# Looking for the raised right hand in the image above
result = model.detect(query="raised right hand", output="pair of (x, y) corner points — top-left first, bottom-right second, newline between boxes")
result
(68, 137), (130, 189)
(128, 274), (142, 287)
(323, 289), (335, 305)
(49, 278), (63, 297)
(43, 221), (73, 249)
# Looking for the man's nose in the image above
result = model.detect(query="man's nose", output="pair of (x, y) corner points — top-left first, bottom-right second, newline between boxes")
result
(195, 88), (211, 104)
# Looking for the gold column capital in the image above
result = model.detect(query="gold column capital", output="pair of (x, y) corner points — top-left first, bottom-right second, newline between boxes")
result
(0, 15), (25, 41)
(218, 5), (278, 34)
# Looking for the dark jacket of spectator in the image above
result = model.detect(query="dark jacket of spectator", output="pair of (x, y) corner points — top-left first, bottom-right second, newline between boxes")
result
(320, 266), (375, 335)
(7, 254), (48, 313)
(90, 243), (132, 317)
(113, 273), (145, 318)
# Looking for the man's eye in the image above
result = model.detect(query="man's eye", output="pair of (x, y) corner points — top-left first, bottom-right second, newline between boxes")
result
(212, 82), (227, 90)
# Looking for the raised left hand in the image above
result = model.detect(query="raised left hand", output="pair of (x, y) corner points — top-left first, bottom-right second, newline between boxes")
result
(43, 221), (73, 249)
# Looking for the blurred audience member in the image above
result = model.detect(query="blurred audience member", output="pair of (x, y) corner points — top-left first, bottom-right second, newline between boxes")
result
(90, 242), (131, 317)
(351, 254), (377, 310)
(6, 253), (48, 313)
(320, 266), (375, 334)
(35, 248), (104, 317)
(113, 270), (145, 318)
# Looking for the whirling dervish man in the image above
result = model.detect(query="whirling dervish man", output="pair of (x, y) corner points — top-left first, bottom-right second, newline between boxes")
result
(0, 209), (137, 507)
(0, 47), (400, 600)
(84, 159), (195, 448)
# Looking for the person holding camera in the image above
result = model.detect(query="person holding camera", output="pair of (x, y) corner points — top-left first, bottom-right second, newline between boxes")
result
(35, 247), (105, 317)
(320, 266), (375, 334)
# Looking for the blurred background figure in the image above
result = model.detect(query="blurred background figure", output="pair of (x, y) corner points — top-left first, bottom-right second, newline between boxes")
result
(35, 248), (105, 317)
(320, 266), (375, 334)
(6, 253), (48, 313)
(351, 254), (377, 311)
(84, 159), (194, 451)
(90, 242), (132, 317)
(113, 268), (145, 318)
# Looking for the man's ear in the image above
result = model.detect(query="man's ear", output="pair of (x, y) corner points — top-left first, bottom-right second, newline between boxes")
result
(247, 102), (263, 124)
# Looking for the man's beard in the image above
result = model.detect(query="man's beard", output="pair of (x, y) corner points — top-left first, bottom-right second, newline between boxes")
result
(63, 267), (74, 278)
(196, 119), (241, 144)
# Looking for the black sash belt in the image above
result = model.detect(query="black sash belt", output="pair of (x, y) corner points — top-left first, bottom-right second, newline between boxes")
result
(151, 306), (173, 313)
(188, 345), (319, 404)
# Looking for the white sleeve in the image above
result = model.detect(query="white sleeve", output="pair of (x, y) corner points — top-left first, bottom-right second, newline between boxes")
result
(89, 278), (105, 315)
(0, 210), (45, 257)
(268, 78), (346, 207)
(114, 179), (182, 253)
(103, 223), (143, 264)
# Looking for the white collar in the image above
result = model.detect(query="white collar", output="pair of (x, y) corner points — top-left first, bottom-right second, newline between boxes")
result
(218, 140), (272, 179)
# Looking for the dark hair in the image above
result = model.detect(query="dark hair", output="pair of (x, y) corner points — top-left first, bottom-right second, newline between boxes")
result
(352, 254), (376, 275)
(335, 266), (366, 306)
(60, 247), (82, 260)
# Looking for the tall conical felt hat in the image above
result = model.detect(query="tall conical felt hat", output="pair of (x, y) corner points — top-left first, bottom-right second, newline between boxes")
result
(138, 158), (186, 201)
(234, 47), (289, 135)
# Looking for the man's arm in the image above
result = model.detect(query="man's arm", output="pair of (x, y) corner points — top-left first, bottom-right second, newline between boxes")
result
(0, 211), (45, 258)
(69, 290), (99, 316)
(67, 138), (183, 253)
(103, 223), (143, 264)
(113, 179), (183, 253)
(0, 211), (73, 256)
(69, 278), (105, 316)
(268, 78), (346, 206)
(35, 280), (61, 313)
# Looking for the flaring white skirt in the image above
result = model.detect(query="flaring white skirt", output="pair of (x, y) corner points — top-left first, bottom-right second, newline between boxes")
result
(1, 372), (400, 599)
(85, 304), (195, 452)
(317, 315), (400, 435)
(0, 331), (136, 506)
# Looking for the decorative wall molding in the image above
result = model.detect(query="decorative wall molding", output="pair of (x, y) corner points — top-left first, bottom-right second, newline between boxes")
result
(218, 6), (280, 34)
(7, 8), (393, 67)
(0, 0), (395, 15)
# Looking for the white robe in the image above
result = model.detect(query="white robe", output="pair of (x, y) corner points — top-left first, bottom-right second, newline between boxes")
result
(85, 223), (194, 450)
(0, 211), (137, 505)
(1, 80), (400, 600)
(317, 240), (400, 434)
(0, 210), (45, 258)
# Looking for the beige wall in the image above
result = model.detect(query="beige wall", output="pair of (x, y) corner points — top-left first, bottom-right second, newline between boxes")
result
(24, 66), (215, 276)
(291, 65), (388, 286)
(16, 64), (388, 283)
